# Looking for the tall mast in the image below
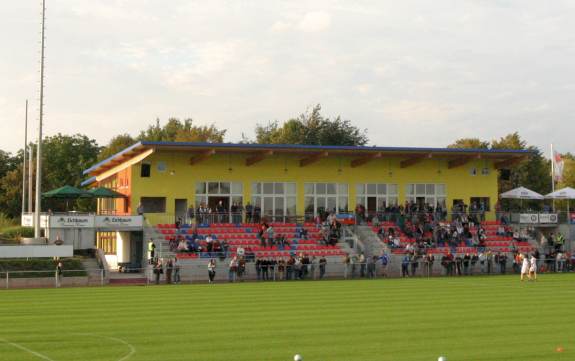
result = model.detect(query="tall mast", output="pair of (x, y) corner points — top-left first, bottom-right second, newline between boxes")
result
(34, 0), (46, 238)
(22, 100), (28, 214)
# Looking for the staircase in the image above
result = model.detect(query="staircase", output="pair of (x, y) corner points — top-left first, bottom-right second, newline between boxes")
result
(80, 257), (104, 285)
(144, 222), (175, 259)
(352, 225), (388, 257)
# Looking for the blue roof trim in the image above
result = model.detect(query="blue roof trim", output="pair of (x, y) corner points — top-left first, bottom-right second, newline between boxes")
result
(80, 176), (96, 187)
(84, 140), (533, 175)
(83, 141), (144, 175)
(140, 141), (532, 154)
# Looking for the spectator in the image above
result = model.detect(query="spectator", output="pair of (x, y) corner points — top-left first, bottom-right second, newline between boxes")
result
(319, 256), (327, 279)
(166, 259), (173, 284)
(173, 258), (181, 284)
(207, 259), (216, 283)
(153, 260), (163, 285)
(359, 253), (366, 278)
(401, 254), (410, 277)
(228, 256), (238, 282)
(245, 202), (253, 223)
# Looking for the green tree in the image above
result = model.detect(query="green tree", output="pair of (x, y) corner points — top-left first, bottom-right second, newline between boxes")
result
(98, 134), (136, 161)
(137, 118), (225, 143)
(255, 104), (368, 146)
(0, 134), (100, 217)
(0, 150), (18, 179)
(491, 132), (551, 195)
(447, 138), (490, 149)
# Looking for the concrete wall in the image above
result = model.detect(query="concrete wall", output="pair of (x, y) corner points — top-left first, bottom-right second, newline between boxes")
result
(116, 231), (131, 263)
(0, 245), (73, 258)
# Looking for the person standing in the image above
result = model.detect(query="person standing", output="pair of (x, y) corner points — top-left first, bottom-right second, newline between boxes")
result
(166, 259), (173, 284)
(208, 259), (216, 283)
(173, 258), (181, 284)
(228, 256), (238, 282)
(55, 261), (63, 288)
(520, 254), (530, 281)
(153, 260), (163, 285)
(529, 254), (538, 281)
(148, 239), (156, 265)
(319, 256), (327, 279)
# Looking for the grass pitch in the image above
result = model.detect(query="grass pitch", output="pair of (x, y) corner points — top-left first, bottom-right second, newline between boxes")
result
(1, 274), (574, 361)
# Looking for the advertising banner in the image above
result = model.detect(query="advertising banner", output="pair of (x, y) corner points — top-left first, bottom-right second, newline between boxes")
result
(538, 213), (558, 224)
(21, 214), (49, 228)
(95, 215), (143, 229)
(519, 214), (539, 224)
(50, 215), (94, 228)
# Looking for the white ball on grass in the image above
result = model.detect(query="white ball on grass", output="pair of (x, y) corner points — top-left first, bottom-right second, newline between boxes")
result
(294, 354), (303, 361)
(438, 357), (447, 361)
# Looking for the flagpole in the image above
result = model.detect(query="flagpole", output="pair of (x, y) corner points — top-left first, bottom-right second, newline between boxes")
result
(550, 144), (555, 212)
(34, 0), (46, 239)
(22, 100), (28, 214)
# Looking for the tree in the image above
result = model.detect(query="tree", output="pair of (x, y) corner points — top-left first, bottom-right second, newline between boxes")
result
(0, 134), (100, 218)
(447, 138), (490, 149)
(98, 134), (136, 161)
(491, 132), (551, 195)
(0, 150), (18, 180)
(255, 104), (368, 146)
(137, 118), (225, 143)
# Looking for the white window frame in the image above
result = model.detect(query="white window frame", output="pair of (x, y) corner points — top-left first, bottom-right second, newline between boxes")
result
(251, 182), (297, 218)
(304, 183), (349, 216)
(195, 181), (243, 210)
(405, 183), (447, 208)
(355, 183), (399, 210)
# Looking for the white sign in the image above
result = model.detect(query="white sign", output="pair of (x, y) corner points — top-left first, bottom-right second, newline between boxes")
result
(95, 215), (143, 229)
(539, 213), (558, 224)
(519, 213), (539, 224)
(50, 215), (94, 228)
(21, 214), (49, 228)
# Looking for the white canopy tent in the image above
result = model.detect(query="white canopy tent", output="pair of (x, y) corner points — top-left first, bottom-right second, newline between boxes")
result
(500, 187), (544, 200)
(545, 187), (575, 213)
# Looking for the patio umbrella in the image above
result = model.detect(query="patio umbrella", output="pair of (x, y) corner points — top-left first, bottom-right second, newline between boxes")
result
(42, 185), (93, 210)
(88, 187), (126, 198)
(545, 187), (575, 213)
(500, 186), (544, 211)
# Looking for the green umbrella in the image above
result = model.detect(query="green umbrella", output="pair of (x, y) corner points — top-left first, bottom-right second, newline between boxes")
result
(42, 185), (93, 211)
(88, 187), (126, 198)
(42, 185), (93, 199)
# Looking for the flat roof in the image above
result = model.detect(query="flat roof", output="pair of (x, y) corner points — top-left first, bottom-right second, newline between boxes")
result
(83, 141), (533, 177)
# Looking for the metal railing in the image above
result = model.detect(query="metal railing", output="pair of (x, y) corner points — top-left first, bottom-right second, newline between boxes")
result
(2, 256), (573, 289)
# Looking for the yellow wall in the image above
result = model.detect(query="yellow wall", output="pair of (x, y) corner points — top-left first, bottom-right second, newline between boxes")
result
(129, 151), (499, 223)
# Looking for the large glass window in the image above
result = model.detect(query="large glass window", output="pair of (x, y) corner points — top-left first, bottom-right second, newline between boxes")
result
(195, 181), (243, 210)
(251, 182), (296, 220)
(355, 183), (399, 212)
(405, 183), (447, 208)
(304, 183), (349, 216)
(140, 197), (166, 213)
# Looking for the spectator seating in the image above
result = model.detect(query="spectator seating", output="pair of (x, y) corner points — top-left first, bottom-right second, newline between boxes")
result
(154, 222), (347, 259)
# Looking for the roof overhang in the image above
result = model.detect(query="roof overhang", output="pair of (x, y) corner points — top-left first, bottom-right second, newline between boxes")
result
(82, 141), (533, 180)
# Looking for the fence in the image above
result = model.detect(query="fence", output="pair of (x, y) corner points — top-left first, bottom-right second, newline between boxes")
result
(2, 257), (574, 289)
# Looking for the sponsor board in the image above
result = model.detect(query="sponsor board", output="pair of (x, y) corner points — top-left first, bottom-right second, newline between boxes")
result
(21, 214), (49, 228)
(50, 215), (94, 228)
(539, 213), (558, 224)
(95, 215), (143, 228)
(519, 213), (539, 224)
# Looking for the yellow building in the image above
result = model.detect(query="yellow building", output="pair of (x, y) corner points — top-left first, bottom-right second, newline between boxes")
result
(83, 141), (530, 226)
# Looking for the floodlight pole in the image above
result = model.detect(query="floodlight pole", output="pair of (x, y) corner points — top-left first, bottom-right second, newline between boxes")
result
(22, 100), (28, 214)
(34, 0), (46, 238)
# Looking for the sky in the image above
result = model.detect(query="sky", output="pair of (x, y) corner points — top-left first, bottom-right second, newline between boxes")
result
(1, 0), (574, 156)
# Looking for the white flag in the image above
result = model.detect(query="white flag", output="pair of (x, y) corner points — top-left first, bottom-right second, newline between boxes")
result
(553, 151), (564, 182)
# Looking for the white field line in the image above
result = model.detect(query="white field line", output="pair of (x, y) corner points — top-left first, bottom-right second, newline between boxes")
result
(75, 333), (136, 361)
(0, 337), (56, 361)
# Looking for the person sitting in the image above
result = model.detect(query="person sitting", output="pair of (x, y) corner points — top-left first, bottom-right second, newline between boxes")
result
(177, 239), (188, 252)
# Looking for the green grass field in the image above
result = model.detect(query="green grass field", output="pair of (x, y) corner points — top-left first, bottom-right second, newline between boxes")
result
(1, 274), (574, 361)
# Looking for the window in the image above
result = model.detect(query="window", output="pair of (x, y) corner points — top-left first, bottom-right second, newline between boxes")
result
(251, 182), (296, 220)
(405, 183), (447, 208)
(470, 197), (490, 211)
(96, 232), (116, 254)
(356, 183), (399, 212)
(140, 197), (166, 213)
(140, 163), (151, 178)
(195, 181), (243, 210)
(304, 183), (349, 216)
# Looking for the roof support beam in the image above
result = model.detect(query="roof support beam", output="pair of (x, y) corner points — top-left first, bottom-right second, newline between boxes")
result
(400, 154), (431, 168)
(300, 151), (329, 167)
(190, 149), (216, 165)
(495, 157), (523, 169)
(448, 154), (482, 169)
(245, 150), (273, 166)
(351, 152), (382, 168)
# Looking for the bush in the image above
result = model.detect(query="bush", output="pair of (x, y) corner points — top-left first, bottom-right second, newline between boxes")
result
(0, 258), (87, 278)
(0, 213), (16, 230)
(0, 226), (34, 240)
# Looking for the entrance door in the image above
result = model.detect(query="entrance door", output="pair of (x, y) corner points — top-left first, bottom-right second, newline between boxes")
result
(175, 199), (187, 223)
(416, 197), (425, 211)
(367, 197), (377, 216)
(130, 231), (143, 269)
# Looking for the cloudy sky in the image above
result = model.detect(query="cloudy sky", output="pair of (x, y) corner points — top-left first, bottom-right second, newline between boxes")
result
(1, 0), (574, 156)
